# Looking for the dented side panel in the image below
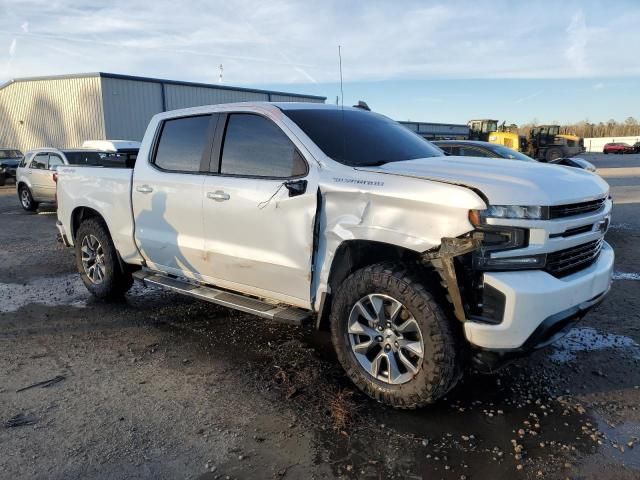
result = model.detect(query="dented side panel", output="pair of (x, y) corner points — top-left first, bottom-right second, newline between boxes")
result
(312, 170), (486, 310)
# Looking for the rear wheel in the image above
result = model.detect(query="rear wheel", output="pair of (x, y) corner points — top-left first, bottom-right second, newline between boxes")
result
(18, 185), (38, 211)
(75, 218), (133, 299)
(0, 174), (5, 186)
(330, 262), (461, 409)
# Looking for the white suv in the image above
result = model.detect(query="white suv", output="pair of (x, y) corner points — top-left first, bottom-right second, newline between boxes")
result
(16, 148), (104, 210)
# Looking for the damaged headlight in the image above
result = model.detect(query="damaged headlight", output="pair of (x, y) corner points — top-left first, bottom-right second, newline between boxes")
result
(469, 222), (545, 270)
(469, 205), (543, 224)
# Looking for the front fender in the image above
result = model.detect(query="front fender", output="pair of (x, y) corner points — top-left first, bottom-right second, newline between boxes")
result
(312, 174), (486, 310)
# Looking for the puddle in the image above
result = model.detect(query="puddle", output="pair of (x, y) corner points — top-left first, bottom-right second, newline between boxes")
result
(0, 273), (160, 313)
(613, 271), (640, 281)
(550, 327), (640, 363)
(592, 413), (640, 469)
(0, 274), (88, 313)
(316, 366), (601, 479)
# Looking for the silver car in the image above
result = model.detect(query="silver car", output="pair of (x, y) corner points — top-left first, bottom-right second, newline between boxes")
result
(16, 148), (104, 211)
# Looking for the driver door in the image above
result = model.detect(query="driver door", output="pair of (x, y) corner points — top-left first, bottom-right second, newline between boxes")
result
(200, 112), (318, 308)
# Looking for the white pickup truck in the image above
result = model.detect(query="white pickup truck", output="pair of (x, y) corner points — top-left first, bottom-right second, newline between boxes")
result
(56, 103), (613, 408)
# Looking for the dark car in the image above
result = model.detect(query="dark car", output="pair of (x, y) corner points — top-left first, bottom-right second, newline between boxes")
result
(603, 142), (635, 154)
(0, 148), (23, 186)
(432, 140), (595, 171)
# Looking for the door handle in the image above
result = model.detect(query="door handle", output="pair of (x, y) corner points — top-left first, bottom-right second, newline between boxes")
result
(136, 185), (154, 194)
(207, 190), (230, 202)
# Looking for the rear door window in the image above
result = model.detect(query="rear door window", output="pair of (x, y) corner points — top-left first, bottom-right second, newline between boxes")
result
(48, 155), (65, 168)
(219, 113), (307, 178)
(153, 115), (213, 172)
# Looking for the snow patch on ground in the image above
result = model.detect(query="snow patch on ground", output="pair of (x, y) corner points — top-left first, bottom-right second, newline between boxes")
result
(612, 271), (640, 281)
(550, 327), (640, 363)
(608, 222), (637, 231)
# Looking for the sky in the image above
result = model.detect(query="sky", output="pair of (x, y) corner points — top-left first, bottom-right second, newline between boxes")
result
(1, 0), (639, 125)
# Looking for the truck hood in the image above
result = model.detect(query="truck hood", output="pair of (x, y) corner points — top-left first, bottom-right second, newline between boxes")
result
(357, 156), (609, 205)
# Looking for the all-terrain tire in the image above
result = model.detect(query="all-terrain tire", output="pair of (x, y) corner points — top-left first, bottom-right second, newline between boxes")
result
(18, 185), (38, 211)
(545, 147), (563, 162)
(75, 218), (133, 299)
(330, 262), (462, 409)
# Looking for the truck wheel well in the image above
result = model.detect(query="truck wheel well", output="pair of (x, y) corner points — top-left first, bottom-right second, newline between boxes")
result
(317, 240), (423, 330)
(71, 207), (105, 240)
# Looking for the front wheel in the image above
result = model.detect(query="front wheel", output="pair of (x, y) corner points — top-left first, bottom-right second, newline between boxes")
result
(546, 148), (563, 162)
(75, 218), (133, 299)
(330, 263), (461, 409)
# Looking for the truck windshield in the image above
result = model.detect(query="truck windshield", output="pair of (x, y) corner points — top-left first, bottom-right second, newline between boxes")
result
(283, 108), (444, 167)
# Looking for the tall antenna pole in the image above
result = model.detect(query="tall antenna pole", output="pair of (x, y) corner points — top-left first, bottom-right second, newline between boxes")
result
(338, 45), (344, 109)
(219, 64), (224, 84)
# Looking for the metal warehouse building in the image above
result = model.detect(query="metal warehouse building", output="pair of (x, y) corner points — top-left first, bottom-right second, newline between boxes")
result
(399, 121), (469, 140)
(0, 72), (326, 152)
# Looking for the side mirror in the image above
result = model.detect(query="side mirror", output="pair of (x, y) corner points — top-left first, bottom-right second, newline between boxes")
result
(284, 179), (307, 197)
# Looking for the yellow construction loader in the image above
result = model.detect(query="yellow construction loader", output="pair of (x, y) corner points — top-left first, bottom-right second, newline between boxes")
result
(467, 119), (524, 151)
(467, 120), (584, 161)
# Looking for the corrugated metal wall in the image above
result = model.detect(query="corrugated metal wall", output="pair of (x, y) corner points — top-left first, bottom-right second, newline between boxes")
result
(101, 77), (163, 141)
(0, 77), (105, 152)
(0, 74), (326, 149)
(269, 94), (322, 103)
(164, 84), (269, 110)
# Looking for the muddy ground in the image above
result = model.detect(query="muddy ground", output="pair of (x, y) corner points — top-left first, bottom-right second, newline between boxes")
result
(1, 153), (639, 480)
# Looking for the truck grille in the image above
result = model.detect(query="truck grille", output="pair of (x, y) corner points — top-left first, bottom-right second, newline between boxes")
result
(545, 239), (604, 277)
(548, 197), (606, 219)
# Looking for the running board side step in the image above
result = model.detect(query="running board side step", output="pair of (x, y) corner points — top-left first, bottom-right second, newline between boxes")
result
(132, 270), (311, 326)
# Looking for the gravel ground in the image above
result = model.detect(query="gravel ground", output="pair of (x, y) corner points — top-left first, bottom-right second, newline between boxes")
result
(1, 153), (639, 479)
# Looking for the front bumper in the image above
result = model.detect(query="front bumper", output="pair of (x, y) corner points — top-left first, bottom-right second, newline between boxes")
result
(464, 241), (614, 351)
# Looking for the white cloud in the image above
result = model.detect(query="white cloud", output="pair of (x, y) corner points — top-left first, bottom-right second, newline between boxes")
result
(565, 10), (589, 75)
(0, 0), (639, 84)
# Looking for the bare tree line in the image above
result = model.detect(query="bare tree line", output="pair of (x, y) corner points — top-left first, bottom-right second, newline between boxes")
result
(518, 117), (640, 138)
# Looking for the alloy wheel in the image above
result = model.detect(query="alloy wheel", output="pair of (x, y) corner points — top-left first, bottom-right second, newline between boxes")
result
(20, 189), (30, 209)
(348, 293), (424, 385)
(81, 235), (106, 284)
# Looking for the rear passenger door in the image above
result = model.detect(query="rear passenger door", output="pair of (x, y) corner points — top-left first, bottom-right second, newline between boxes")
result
(29, 153), (52, 199)
(201, 112), (318, 308)
(132, 114), (217, 278)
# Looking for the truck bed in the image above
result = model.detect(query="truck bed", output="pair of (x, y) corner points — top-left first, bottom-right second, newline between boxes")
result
(56, 166), (142, 264)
